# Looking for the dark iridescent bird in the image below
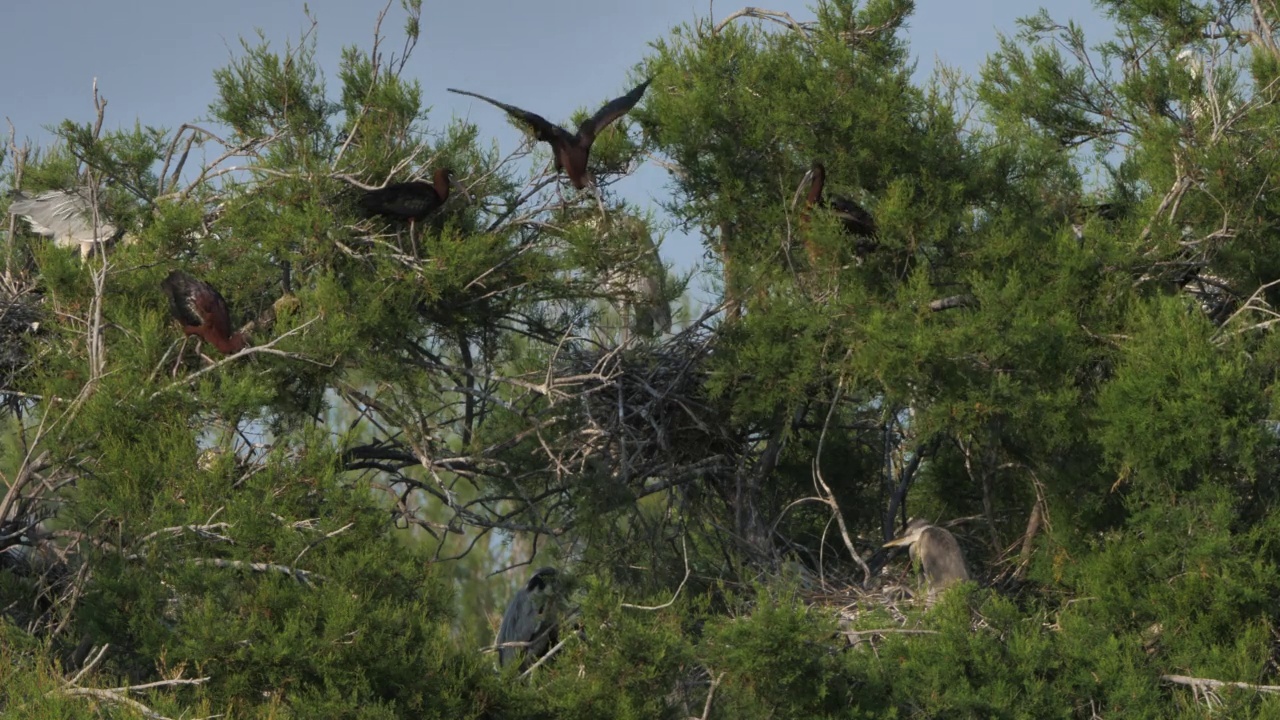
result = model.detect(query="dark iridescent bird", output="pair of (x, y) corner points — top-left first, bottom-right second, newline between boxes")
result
(160, 271), (247, 355)
(356, 168), (460, 224)
(448, 79), (652, 189)
(795, 161), (877, 239)
(496, 567), (560, 671)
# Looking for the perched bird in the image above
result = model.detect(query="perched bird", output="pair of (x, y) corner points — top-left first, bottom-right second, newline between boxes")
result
(356, 168), (460, 224)
(448, 79), (652, 189)
(590, 213), (672, 340)
(7, 188), (125, 259)
(496, 567), (560, 670)
(160, 271), (247, 355)
(882, 518), (970, 591)
(794, 161), (878, 241)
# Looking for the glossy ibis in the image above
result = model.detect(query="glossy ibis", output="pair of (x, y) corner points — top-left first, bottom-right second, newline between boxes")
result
(160, 271), (247, 355)
(448, 79), (651, 190)
(883, 518), (970, 591)
(7, 188), (125, 259)
(356, 168), (460, 223)
(792, 161), (877, 269)
(496, 567), (560, 671)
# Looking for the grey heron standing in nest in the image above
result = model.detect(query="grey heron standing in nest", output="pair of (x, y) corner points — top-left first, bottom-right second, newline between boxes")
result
(496, 567), (560, 670)
(7, 188), (128, 259)
(883, 518), (970, 591)
(591, 213), (672, 341)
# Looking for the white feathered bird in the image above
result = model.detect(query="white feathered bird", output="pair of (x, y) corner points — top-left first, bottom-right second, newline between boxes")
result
(7, 187), (125, 259)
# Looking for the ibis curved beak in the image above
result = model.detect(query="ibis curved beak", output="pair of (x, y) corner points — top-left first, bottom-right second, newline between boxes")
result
(791, 168), (815, 210)
(449, 174), (473, 204)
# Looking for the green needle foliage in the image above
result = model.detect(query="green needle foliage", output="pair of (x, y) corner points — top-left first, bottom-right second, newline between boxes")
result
(7, 0), (1280, 717)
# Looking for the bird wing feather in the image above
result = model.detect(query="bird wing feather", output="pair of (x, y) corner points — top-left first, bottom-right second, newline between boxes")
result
(195, 286), (235, 338)
(161, 274), (205, 328)
(447, 88), (565, 144)
(578, 78), (652, 143)
(496, 590), (538, 668)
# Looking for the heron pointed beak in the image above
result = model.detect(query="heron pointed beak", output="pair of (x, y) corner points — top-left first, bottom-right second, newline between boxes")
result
(882, 535), (914, 548)
(791, 169), (815, 210)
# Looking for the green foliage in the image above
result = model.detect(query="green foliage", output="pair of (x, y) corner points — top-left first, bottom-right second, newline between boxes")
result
(9, 0), (1280, 717)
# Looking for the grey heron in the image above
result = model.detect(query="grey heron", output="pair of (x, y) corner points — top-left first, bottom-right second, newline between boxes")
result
(883, 518), (970, 590)
(593, 213), (672, 340)
(7, 188), (125, 259)
(496, 566), (560, 670)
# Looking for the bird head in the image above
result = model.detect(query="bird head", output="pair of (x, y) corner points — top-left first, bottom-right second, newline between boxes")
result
(525, 566), (558, 595)
(882, 518), (933, 549)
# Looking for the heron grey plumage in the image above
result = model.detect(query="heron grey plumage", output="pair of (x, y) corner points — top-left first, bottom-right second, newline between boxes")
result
(7, 188), (123, 259)
(593, 214), (672, 340)
(883, 518), (970, 590)
(496, 566), (560, 670)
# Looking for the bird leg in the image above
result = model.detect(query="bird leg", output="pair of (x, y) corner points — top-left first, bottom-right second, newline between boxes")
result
(171, 335), (193, 377)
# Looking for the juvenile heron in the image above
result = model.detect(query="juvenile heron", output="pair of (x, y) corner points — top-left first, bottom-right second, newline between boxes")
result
(882, 518), (970, 590)
(496, 566), (560, 670)
(448, 78), (651, 190)
(591, 213), (672, 340)
(7, 188), (124, 259)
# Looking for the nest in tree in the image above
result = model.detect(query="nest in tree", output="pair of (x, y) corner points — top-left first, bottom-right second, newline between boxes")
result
(553, 323), (744, 499)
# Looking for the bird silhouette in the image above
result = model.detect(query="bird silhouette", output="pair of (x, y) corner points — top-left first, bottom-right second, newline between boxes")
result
(356, 168), (459, 222)
(448, 79), (651, 189)
(794, 161), (878, 267)
(160, 271), (246, 355)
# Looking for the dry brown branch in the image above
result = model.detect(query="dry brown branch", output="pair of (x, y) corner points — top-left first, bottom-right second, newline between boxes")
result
(713, 6), (814, 36)
(518, 636), (570, 679)
(687, 672), (725, 720)
(813, 375), (873, 582)
(147, 316), (322, 400)
(182, 558), (323, 585)
(1162, 672), (1280, 693)
(60, 687), (175, 720)
(928, 294), (975, 312)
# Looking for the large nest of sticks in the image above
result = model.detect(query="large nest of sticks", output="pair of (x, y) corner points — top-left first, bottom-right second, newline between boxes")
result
(553, 323), (745, 497)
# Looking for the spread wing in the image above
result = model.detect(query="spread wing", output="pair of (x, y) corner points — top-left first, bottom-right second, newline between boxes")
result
(578, 78), (652, 142)
(448, 88), (565, 143)
(9, 188), (116, 243)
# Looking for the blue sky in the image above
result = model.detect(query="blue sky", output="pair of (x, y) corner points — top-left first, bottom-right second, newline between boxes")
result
(0, 0), (1108, 277)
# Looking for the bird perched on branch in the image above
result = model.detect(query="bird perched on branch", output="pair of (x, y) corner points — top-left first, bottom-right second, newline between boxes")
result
(7, 187), (128, 259)
(356, 168), (461, 226)
(160, 271), (247, 355)
(882, 518), (970, 591)
(496, 566), (560, 670)
(448, 78), (651, 190)
(792, 161), (877, 265)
